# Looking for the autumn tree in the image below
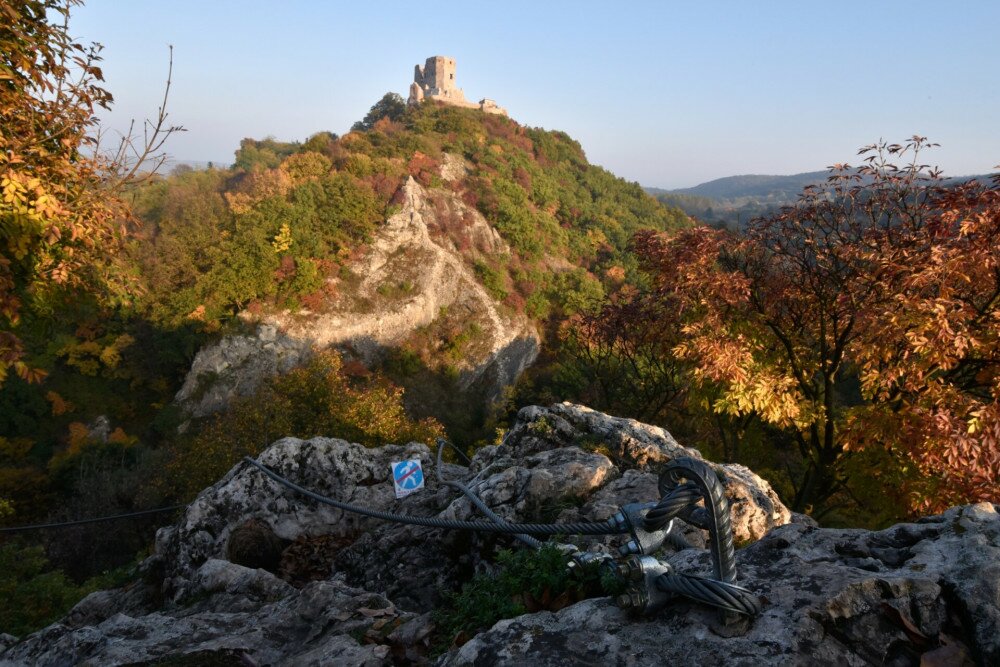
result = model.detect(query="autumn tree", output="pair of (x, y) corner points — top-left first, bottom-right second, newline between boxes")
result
(561, 287), (689, 426)
(624, 138), (998, 517)
(0, 0), (180, 385)
(846, 171), (1000, 512)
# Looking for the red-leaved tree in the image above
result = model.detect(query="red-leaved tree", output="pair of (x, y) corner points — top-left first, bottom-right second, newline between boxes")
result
(592, 138), (998, 516)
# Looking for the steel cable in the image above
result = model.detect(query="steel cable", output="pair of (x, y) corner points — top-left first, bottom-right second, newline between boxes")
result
(643, 482), (702, 531)
(0, 505), (187, 533)
(245, 452), (761, 618)
(434, 439), (542, 549)
(657, 573), (762, 616)
(243, 456), (626, 536)
(2, 450), (759, 618)
(658, 457), (738, 587)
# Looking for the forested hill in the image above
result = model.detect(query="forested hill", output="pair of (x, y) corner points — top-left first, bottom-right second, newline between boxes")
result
(135, 97), (689, 331)
(648, 170), (997, 227)
(0, 94), (689, 628)
(662, 171), (828, 202)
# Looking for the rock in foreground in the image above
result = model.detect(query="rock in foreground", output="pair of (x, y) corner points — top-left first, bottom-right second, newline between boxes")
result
(444, 502), (999, 666)
(1, 404), (996, 666)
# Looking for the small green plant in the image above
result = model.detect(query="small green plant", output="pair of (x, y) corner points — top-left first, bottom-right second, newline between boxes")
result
(526, 415), (555, 437)
(0, 542), (137, 637)
(431, 544), (615, 653)
(473, 260), (509, 302)
(376, 280), (415, 299)
(574, 433), (614, 459)
(382, 347), (423, 377)
(444, 322), (482, 361)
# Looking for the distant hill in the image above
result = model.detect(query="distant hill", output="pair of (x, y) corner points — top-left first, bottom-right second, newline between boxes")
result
(670, 171), (828, 202)
(647, 170), (996, 228)
(644, 171), (829, 228)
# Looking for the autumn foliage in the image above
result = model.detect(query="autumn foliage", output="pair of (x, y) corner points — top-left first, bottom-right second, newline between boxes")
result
(167, 351), (443, 498)
(0, 0), (121, 383)
(577, 138), (999, 517)
(846, 168), (1000, 511)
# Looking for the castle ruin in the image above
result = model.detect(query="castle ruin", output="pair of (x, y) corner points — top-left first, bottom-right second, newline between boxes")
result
(407, 56), (507, 116)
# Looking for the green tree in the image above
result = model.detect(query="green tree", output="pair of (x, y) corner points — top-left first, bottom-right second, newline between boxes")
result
(352, 92), (407, 132)
(233, 137), (299, 171)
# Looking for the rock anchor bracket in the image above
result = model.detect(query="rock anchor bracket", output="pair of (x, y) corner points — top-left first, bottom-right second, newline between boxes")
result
(609, 457), (762, 620)
(613, 503), (674, 557)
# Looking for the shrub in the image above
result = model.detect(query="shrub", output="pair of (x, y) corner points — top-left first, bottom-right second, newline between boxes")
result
(168, 351), (443, 498)
(0, 542), (134, 637)
(432, 544), (618, 652)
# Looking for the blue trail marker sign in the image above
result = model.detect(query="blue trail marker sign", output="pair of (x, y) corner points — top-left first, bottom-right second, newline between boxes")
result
(391, 459), (425, 499)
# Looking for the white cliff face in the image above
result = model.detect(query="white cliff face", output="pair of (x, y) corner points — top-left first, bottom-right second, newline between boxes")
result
(271, 175), (530, 370)
(175, 165), (539, 418)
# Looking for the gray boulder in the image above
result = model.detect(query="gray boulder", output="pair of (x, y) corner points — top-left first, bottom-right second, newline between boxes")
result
(155, 403), (792, 611)
(6, 404), (995, 666)
(443, 502), (998, 666)
(174, 324), (309, 419)
(0, 559), (411, 666)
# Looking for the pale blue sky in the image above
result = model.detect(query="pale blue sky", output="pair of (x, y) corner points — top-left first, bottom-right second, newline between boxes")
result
(73, 0), (999, 188)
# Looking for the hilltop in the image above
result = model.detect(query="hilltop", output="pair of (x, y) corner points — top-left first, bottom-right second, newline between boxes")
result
(135, 99), (689, 441)
(0, 95), (690, 615)
(660, 171), (828, 202)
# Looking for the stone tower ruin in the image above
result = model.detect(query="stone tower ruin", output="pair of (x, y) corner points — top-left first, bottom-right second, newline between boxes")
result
(407, 56), (507, 116)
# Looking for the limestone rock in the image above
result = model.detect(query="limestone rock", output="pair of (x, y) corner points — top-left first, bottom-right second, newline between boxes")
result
(268, 176), (538, 401)
(492, 403), (793, 543)
(441, 502), (1000, 666)
(174, 324), (309, 418)
(155, 402), (789, 612)
(154, 436), (454, 600)
(439, 152), (469, 182)
(175, 176), (540, 418)
(85, 415), (111, 444)
(11, 406), (995, 666)
(0, 561), (407, 667)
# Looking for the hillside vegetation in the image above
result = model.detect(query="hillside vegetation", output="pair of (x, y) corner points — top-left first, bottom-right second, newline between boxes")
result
(135, 100), (687, 333)
(1, 79), (689, 632)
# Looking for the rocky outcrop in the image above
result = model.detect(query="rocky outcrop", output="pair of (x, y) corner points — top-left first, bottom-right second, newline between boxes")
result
(153, 403), (791, 610)
(174, 324), (309, 419)
(3, 404), (997, 666)
(176, 174), (539, 418)
(1, 562), (421, 666)
(270, 176), (537, 398)
(499, 404), (795, 544)
(445, 502), (999, 666)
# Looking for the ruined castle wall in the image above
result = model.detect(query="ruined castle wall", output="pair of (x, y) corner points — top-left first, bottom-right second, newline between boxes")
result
(407, 55), (507, 116)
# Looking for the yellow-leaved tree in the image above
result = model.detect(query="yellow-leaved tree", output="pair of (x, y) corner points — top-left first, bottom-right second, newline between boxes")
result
(0, 0), (180, 384)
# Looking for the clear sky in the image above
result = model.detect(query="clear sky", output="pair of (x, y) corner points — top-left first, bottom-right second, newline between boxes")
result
(72, 0), (999, 188)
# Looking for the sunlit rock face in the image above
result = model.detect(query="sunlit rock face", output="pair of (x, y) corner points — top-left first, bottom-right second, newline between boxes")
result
(4, 405), (997, 667)
(175, 171), (539, 420)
